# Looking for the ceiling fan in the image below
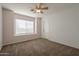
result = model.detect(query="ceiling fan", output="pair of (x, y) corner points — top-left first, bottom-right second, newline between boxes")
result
(31, 3), (48, 14)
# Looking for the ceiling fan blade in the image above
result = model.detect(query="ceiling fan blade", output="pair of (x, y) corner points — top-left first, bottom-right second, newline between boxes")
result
(36, 5), (38, 9)
(31, 9), (34, 11)
(41, 7), (48, 10)
(35, 3), (41, 9)
(40, 10), (43, 13)
(39, 3), (43, 8)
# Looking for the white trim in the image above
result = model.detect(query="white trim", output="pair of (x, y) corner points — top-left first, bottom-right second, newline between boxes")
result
(0, 5), (2, 51)
(14, 33), (37, 36)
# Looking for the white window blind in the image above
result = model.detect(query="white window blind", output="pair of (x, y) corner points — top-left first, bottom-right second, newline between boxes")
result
(15, 19), (34, 36)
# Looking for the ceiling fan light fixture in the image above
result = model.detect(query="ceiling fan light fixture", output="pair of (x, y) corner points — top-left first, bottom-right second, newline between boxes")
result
(36, 9), (41, 13)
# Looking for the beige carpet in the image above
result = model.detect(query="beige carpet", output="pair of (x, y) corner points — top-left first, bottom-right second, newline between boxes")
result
(0, 38), (79, 56)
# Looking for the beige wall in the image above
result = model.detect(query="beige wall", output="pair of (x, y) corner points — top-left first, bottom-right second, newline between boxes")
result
(3, 8), (41, 45)
(0, 5), (2, 50)
(42, 5), (79, 49)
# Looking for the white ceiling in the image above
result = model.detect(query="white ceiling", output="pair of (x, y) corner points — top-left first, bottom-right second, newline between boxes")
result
(1, 3), (79, 17)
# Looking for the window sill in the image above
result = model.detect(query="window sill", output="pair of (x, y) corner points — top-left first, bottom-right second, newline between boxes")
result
(14, 33), (37, 36)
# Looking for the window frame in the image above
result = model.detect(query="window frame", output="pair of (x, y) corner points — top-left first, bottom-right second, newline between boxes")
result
(14, 18), (36, 36)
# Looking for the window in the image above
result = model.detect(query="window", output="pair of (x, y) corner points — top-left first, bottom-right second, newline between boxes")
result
(15, 19), (34, 36)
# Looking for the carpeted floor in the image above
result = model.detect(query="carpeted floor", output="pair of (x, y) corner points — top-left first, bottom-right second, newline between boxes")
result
(0, 38), (79, 56)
